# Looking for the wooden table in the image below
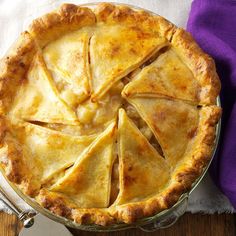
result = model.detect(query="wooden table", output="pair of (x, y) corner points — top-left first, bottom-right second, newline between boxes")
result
(0, 212), (235, 236)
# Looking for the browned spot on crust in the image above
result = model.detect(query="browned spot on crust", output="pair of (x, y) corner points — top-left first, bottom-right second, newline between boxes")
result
(163, 184), (184, 208)
(176, 168), (199, 189)
(0, 140), (23, 184)
(112, 6), (133, 22)
(153, 111), (167, 123)
(110, 45), (121, 57)
(129, 47), (137, 55)
(39, 191), (72, 218)
(128, 165), (133, 171)
(124, 174), (136, 187)
(136, 138), (150, 155)
(187, 127), (198, 139)
(152, 122), (161, 134)
(73, 208), (114, 226)
(95, 3), (115, 21)
(179, 84), (187, 91)
(130, 26), (153, 40)
(0, 117), (7, 142)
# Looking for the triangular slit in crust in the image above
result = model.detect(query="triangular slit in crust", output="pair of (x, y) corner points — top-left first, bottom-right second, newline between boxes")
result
(10, 121), (96, 185)
(122, 102), (164, 157)
(110, 156), (119, 205)
(127, 97), (200, 167)
(113, 109), (170, 205)
(122, 49), (200, 104)
(9, 54), (78, 125)
(90, 24), (169, 101)
(27, 120), (85, 136)
(51, 121), (117, 208)
(43, 30), (92, 108)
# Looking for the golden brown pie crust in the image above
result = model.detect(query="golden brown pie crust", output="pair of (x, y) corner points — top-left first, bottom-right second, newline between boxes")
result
(0, 3), (221, 226)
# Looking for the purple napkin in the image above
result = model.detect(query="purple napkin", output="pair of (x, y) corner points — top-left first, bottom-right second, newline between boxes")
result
(187, 0), (236, 209)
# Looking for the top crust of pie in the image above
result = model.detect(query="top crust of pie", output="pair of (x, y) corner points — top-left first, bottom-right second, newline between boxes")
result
(0, 3), (221, 226)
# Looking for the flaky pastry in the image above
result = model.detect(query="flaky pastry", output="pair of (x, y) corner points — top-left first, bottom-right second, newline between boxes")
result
(0, 3), (221, 225)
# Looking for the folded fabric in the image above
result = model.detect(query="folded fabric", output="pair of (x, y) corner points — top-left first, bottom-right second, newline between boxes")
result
(187, 0), (236, 209)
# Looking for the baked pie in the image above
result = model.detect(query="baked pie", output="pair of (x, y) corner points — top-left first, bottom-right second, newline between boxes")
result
(0, 3), (221, 225)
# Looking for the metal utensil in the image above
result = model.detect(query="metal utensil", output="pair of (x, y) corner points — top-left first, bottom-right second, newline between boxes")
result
(0, 184), (72, 235)
(0, 184), (35, 228)
(19, 214), (73, 236)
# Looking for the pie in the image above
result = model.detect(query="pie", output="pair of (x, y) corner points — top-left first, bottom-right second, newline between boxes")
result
(0, 3), (221, 226)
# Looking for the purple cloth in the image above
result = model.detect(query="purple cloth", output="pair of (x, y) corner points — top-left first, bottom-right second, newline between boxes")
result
(187, 0), (236, 209)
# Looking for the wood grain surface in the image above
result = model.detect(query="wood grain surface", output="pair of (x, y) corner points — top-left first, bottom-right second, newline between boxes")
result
(0, 212), (22, 236)
(0, 212), (235, 236)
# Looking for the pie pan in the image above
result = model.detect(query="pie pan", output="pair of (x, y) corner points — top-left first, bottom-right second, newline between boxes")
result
(0, 97), (221, 232)
(0, 2), (221, 232)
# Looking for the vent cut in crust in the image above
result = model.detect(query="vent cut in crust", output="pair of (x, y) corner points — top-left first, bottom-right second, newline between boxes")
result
(0, 3), (221, 226)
